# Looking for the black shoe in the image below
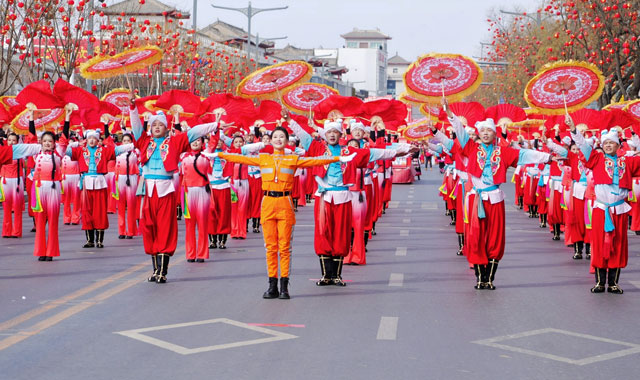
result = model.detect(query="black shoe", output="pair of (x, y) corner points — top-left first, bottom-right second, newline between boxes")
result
(219, 234), (227, 249)
(38, 256), (46, 261)
(263, 277), (279, 299)
(456, 234), (464, 256)
(607, 268), (623, 294)
(279, 277), (290, 299)
(118, 235), (126, 239)
(473, 265), (485, 289)
(552, 224), (561, 241)
(196, 259), (204, 263)
(316, 255), (333, 286)
(83, 229), (95, 248)
(126, 236), (133, 239)
(585, 243), (591, 259)
(96, 230), (104, 248)
(209, 234), (217, 249)
(64, 223), (71, 225)
(148, 255), (159, 282)
(187, 259), (195, 263)
(45, 257), (52, 261)
(591, 268), (607, 293)
(485, 260), (498, 290)
(156, 254), (170, 284)
(332, 257), (347, 286)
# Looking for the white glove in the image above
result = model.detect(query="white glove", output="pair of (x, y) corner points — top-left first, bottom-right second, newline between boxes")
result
(202, 152), (219, 159)
(339, 153), (357, 163)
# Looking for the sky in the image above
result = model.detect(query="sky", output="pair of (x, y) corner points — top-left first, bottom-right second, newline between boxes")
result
(109, 0), (542, 61)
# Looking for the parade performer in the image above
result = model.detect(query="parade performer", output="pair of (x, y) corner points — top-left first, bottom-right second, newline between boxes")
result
(61, 151), (81, 225)
(1, 133), (25, 238)
(433, 98), (555, 290)
(569, 116), (640, 294)
(289, 112), (412, 287)
(207, 136), (232, 250)
(128, 94), (219, 284)
(63, 122), (133, 249)
(180, 137), (211, 262)
(114, 133), (140, 239)
(9, 110), (68, 260)
(210, 125), (350, 299)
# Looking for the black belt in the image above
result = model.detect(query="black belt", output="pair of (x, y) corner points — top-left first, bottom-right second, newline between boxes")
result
(264, 191), (290, 197)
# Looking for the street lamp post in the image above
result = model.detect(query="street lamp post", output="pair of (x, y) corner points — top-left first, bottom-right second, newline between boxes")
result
(211, 1), (288, 63)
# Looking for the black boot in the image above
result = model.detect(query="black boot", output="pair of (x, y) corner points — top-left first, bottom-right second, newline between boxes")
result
(209, 234), (217, 249)
(473, 265), (485, 289)
(364, 230), (369, 252)
(96, 230), (104, 248)
(176, 205), (182, 221)
(485, 259), (498, 290)
(263, 277), (279, 299)
(219, 234), (227, 249)
(332, 257), (347, 286)
(540, 214), (547, 228)
(573, 241), (583, 260)
(591, 268), (607, 293)
(279, 277), (290, 299)
(148, 255), (159, 282)
(585, 243), (591, 259)
(372, 222), (376, 236)
(316, 255), (332, 286)
(552, 224), (561, 240)
(607, 268), (623, 294)
(293, 198), (298, 212)
(156, 254), (170, 283)
(456, 233), (464, 256)
(518, 196), (523, 210)
(533, 205), (539, 218)
(450, 209), (456, 225)
(527, 206), (533, 218)
(83, 230), (95, 248)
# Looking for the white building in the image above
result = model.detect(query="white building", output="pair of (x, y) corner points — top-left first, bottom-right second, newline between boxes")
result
(386, 53), (410, 97)
(335, 28), (391, 97)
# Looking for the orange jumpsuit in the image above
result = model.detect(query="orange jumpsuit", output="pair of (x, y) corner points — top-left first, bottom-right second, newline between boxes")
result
(219, 150), (337, 278)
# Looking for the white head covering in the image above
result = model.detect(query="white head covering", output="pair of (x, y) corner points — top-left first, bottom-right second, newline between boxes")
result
(323, 119), (343, 134)
(464, 126), (476, 135)
(475, 118), (497, 133)
(350, 120), (368, 133)
(600, 129), (620, 145)
(562, 136), (572, 146)
(85, 130), (100, 140)
(148, 111), (168, 128)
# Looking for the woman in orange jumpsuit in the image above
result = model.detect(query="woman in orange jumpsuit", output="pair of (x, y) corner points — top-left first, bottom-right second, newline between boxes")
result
(210, 126), (351, 299)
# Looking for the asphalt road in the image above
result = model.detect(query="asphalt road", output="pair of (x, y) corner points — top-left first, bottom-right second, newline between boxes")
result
(1, 168), (640, 380)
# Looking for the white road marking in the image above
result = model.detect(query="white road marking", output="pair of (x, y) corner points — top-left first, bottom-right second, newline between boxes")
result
(421, 202), (438, 210)
(395, 247), (407, 256)
(472, 328), (640, 366)
(404, 209), (412, 214)
(629, 281), (640, 289)
(408, 195), (414, 199)
(402, 218), (411, 224)
(400, 230), (409, 236)
(388, 273), (404, 287)
(377, 317), (398, 340)
(387, 201), (399, 209)
(115, 318), (298, 355)
(406, 201), (414, 205)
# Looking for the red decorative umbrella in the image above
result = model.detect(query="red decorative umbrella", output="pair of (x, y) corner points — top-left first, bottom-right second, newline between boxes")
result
(403, 53), (484, 103)
(399, 92), (427, 106)
(603, 99), (630, 111)
(282, 82), (338, 114)
(399, 117), (433, 142)
(0, 96), (19, 110)
(79, 46), (163, 80)
(524, 60), (604, 115)
(11, 108), (65, 135)
(236, 61), (313, 100)
(101, 88), (135, 116)
(624, 100), (640, 121)
(419, 103), (441, 121)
